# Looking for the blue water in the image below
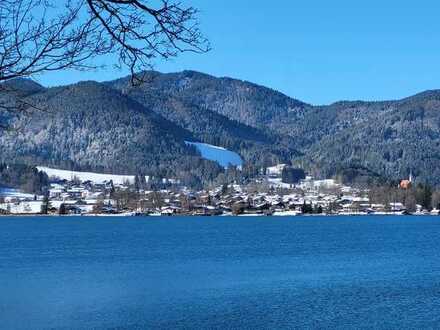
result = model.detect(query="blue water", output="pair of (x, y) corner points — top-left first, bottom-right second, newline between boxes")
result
(1, 216), (440, 329)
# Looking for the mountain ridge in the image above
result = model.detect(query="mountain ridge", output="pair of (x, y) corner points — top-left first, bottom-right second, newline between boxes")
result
(2, 71), (440, 186)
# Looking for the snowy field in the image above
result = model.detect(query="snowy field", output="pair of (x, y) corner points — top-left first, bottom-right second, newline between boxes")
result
(37, 167), (135, 185)
(0, 188), (35, 199)
(0, 200), (43, 214)
(185, 141), (243, 168)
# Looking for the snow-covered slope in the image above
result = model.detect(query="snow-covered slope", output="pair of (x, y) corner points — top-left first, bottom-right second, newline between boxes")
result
(185, 142), (243, 168)
(37, 167), (134, 185)
(38, 142), (244, 184)
(0, 188), (36, 199)
(267, 164), (287, 176)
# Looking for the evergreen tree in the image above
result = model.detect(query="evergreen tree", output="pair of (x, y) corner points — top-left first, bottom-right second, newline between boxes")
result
(301, 202), (313, 214)
(41, 192), (50, 214)
(134, 175), (141, 192)
(281, 167), (306, 184)
(59, 203), (67, 215)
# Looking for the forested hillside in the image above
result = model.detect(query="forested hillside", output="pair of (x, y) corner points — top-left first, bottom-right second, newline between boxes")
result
(296, 91), (440, 184)
(111, 71), (440, 185)
(109, 73), (301, 167)
(0, 163), (48, 194)
(2, 71), (440, 187)
(110, 70), (310, 133)
(0, 81), (224, 188)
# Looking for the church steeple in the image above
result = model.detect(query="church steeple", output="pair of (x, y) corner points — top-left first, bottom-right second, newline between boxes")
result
(399, 171), (413, 190)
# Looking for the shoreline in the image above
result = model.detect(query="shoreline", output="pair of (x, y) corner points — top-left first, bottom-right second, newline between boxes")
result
(0, 213), (438, 217)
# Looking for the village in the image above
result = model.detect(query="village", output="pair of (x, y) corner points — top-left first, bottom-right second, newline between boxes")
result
(0, 164), (437, 217)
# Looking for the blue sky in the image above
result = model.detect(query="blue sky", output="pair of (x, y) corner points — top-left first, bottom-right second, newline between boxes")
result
(40, 0), (440, 105)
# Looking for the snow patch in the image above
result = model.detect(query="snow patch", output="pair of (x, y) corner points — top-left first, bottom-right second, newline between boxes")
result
(267, 164), (287, 176)
(37, 167), (134, 185)
(185, 141), (243, 168)
(0, 188), (35, 199)
(0, 201), (43, 214)
(267, 178), (293, 189)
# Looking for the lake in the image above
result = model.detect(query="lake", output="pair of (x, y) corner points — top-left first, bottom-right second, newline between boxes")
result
(1, 216), (440, 329)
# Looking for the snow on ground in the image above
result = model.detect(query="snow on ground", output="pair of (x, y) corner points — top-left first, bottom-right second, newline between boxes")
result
(0, 201), (43, 214)
(185, 141), (243, 168)
(272, 210), (302, 216)
(37, 167), (135, 185)
(267, 178), (293, 189)
(267, 164), (287, 176)
(0, 188), (35, 199)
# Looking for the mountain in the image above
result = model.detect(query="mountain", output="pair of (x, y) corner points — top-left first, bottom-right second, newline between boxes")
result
(1, 78), (46, 97)
(110, 71), (309, 134)
(110, 71), (440, 185)
(108, 72), (301, 166)
(296, 91), (440, 184)
(0, 76), (300, 188)
(2, 71), (440, 186)
(0, 81), (225, 188)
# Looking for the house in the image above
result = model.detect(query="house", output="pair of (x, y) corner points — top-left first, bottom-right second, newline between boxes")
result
(390, 202), (406, 212)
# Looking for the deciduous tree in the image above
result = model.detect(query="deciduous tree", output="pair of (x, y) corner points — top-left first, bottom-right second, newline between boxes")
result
(0, 0), (209, 113)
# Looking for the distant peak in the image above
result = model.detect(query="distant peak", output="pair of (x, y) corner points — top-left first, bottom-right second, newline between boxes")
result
(402, 89), (440, 102)
(1, 78), (45, 96)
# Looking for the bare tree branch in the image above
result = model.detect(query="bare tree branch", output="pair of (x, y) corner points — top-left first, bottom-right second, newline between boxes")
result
(0, 0), (209, 127)
(0, 0), (209, 82)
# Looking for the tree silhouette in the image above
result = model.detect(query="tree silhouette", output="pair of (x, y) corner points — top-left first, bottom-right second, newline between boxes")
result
(0, 0), (209, 82)
(0, 0), (209, 115)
